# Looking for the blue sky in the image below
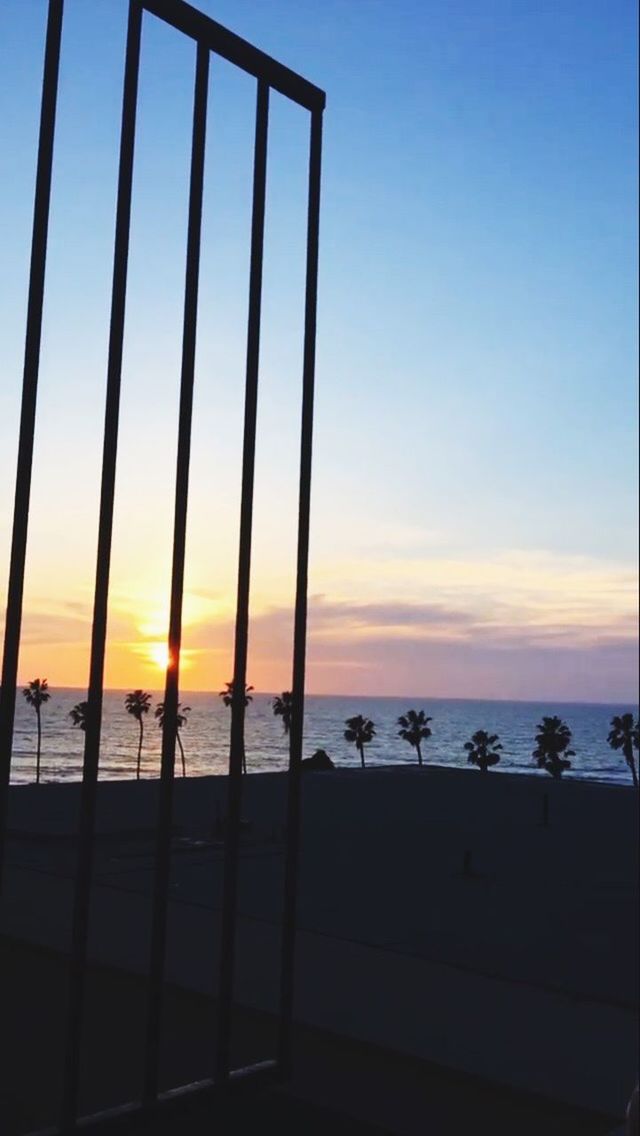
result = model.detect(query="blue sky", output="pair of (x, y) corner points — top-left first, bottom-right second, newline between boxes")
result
(0, 0), (637, 700)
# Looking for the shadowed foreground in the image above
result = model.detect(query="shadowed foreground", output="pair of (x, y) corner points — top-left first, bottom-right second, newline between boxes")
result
(1, 767), (636, 1133)
(0, 937), (618, 1136)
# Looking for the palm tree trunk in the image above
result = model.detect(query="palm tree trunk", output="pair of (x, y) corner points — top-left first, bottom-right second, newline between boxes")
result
(624, 741), (639, 789)
(359, 744), (365, 769)
(36, 706), (41, 785)
(417, 743), (422, 767)
(177, 731), (186, 778)
(137, 718), (143, 779)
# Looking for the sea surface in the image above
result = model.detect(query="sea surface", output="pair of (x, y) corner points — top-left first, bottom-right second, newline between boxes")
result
(9, 690), (638, 786)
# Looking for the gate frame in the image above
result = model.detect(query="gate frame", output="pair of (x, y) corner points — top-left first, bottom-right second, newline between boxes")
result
(0, 1), (324, 1131)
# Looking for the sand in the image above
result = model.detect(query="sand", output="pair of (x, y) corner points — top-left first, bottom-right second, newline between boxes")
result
(2, 765), (638, 1119)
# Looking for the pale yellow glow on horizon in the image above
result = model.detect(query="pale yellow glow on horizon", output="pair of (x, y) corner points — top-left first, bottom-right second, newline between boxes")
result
(309, 550), (639, 634)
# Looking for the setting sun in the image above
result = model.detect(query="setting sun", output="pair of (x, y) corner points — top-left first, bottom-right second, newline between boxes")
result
(147, 642), (173, 671)
(123, 639), (195, 684)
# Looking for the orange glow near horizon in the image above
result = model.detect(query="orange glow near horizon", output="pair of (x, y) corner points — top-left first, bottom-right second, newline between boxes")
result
(8, 550), (639, 699)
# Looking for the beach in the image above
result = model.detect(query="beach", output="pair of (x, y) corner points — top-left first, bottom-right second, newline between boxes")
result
(2, 764), (637, 1128)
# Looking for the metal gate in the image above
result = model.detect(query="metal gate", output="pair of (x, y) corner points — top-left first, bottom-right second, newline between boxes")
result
(0, 0), (324, 1130)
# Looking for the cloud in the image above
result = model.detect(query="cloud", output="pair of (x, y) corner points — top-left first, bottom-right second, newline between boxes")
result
(6, 548), (638, 700)
(308, 549), (638, 645)
(18, 609), (90, 647)
(302, 635), (639, 703)
(307, 597), (474, 633)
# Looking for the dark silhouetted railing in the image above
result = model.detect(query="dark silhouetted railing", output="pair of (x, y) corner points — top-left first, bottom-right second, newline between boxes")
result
(0, 1), (324, 1131)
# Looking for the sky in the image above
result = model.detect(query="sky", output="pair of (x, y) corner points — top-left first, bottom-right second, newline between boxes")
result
(0, 0), (638, 701)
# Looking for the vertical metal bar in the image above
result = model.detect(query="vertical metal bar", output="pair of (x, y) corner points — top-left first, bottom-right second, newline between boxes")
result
(277, 106), (323, 1077)
(0, 0), (63, 883)
(143, 39), (209, 1105)
(60, 2), (142, 1126)
(215, 78), (269, 1081)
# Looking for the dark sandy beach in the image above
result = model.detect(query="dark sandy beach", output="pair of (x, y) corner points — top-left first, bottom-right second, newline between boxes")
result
(1, 766), (637, 1131)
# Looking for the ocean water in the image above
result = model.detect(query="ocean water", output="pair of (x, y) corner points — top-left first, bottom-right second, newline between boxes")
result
(9, 689), (639, 786)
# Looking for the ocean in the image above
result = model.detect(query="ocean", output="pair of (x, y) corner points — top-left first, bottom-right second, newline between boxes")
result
(9, 689), (638, 786)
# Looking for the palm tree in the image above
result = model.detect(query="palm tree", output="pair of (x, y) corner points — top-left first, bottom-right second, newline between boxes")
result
(533, 716), (575, 779)
(272, 691), (293, 735)
(607, 713), (639, 789)
(344, 715), (376, 769)
(22, 678), (50, 784)
(397, 709), (432, 766)
(69, 701), (89, 731)
(464, 729), (502, 773)
(219, 680), (254, 774)
(124, 689), (152, 779)
(155, 701), (191, 777)
(219, 680), (253, 708)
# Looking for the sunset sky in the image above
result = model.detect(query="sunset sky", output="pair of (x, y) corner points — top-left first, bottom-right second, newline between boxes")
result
(1, 0), (638, 701)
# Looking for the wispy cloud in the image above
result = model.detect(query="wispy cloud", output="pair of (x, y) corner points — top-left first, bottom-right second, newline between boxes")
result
(7, 548), (637, 700)
(308, 549), (638, 647)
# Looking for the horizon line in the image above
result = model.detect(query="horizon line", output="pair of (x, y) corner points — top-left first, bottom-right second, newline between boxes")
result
(20, 686), (638, 708)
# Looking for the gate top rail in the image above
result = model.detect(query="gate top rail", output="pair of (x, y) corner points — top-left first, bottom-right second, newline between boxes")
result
(144, 0), (326, 112)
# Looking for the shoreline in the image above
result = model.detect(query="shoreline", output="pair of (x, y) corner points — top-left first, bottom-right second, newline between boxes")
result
(8, 759), (636, 790)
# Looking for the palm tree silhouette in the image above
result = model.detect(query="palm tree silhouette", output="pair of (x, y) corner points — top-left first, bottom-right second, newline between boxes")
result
(533, 716), (575, 779)
(344, 715), (375, 769)
(69, 701), (89, 731)
(464, 729), (502, 773)
(155, 701), (191, 777)
(125, 689), (152, 780)
(397, 709), (432, 766)
(219, 680), (254, 774)
(22, 678), (50, 784)
(219, 681), (254, 708)
(607, 713), (639, 789)
(272, 691), (293, 735)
